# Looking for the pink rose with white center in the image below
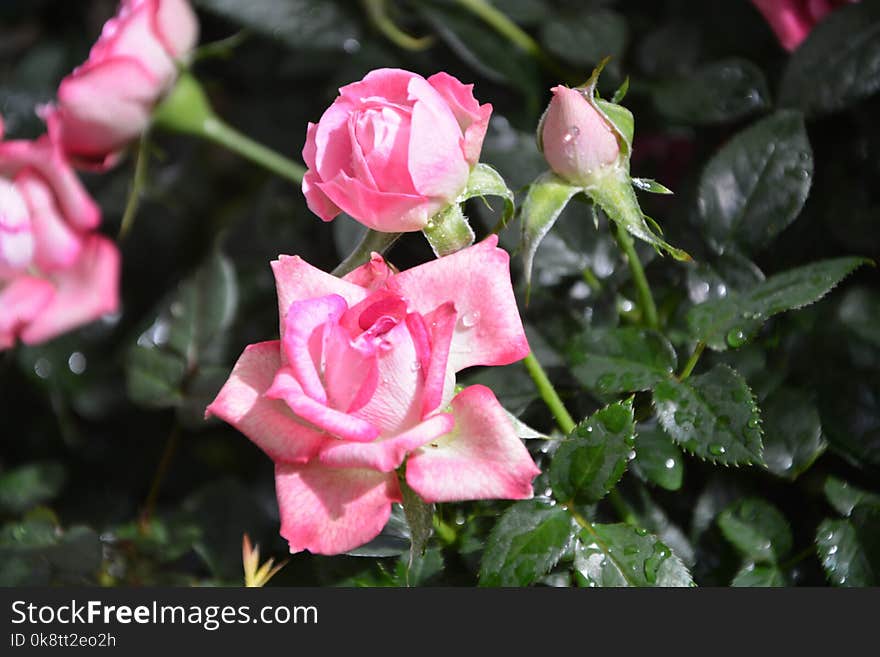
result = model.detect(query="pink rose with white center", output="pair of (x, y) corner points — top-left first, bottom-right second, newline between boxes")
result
(207, 236), (539, 555)
(751, 0), (859, 51)
(43, 0), (199, 169)
(0, 118), (120, 349)
(302, 68), (493, 233)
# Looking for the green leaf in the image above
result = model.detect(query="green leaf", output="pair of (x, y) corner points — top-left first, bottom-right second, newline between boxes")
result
(520, 171), (580, 289)
(346, 506), (410, 557)
(400, 479), (434, 565)
(717, 498), (793, 563)
(653, 364), (764, 466)
(587, 168), (691, 261)
(697, 111), (813, 255)
(423, 202), (475, 257)
(687, 257), (871, 351)
(817, 505), (880, 586)
(652, 58), (770, 125)
(762, 388), (826, 480)
(193, 0), (360, 51)
(574, 523), (694, 587)
(550, 401), (635, 505)
(539, 10), (628, 68)
(731, 563), (787, 587)
(824, 477), (880, 518)
(0, 462), (66, 514)
(459, 163), (515, 226)
(631, 177), (673, 195)
(780, 1), (880, 116)
(479, 499), (572, 586)
(567, 327), (677, 394)
(127, 250), (238, 410)
(632, 424), (684, 491)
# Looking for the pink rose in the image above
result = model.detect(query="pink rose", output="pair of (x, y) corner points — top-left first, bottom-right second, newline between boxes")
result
(43, 0), (199, 169)
(0, 118), (120, 348)
(540, 85), (620, 186)
(302, 68), (493, 232)
(207, 236), (538, 555)
(751, 0), (859, 51)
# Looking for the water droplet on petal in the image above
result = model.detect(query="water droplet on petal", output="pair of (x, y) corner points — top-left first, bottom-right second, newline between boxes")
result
(460, 310), (480, 329)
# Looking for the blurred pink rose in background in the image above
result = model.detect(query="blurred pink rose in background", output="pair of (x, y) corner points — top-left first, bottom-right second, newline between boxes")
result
(302, 68), (492, 232)
(0, 118), (119, 349)
(751, 0), (859, 51)
(43, 0), (199, 169)
(207, 236), (539, 555)
(540, 85), (621, 186)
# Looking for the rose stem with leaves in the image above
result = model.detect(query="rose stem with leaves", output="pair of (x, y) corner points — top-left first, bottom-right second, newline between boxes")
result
(522, 352), (638, 525)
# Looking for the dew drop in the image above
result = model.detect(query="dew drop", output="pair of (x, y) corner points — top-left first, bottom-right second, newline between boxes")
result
(627, 449), (637, 461)
(68, 352), (87, 375)
(709, 444), (727, 456)
(726, 328), (747, 347)
(664, 458), (676, 469)
(460, 310), (480, 328)
(34, 358), (51, 379)
(562, 126), (580, 143)
(410, 361), (421, 372)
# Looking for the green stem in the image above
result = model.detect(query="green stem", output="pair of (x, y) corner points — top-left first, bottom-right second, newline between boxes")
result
(153, 72), (305, 184)
(453, 0), (566, 78)
(362, 0), (435, 50)
(332, 229), (403, 277)
(118, 132), (151, 241)
(522, 352), (575, 434)
(201, 116), (305, 184)
(139, 421), (181, 530)
(614, 221), (659, 330)
(678, 341), (706, 381)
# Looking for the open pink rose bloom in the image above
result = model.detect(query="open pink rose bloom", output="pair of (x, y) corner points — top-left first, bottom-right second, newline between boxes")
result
(302, 68), (492, 233)
(0, 118), (119, 349)
(43, 0), (199, 169)
(207, 236), (540, 555)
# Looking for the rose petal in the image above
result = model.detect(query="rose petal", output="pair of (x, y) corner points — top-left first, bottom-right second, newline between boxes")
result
(427, 72), (492, 167)
(391, 235), (529, 371)
(318, 413), (454, 472)
(275, 461), (401, 555)
(406, 75), (469, 201)
(271, 255), (366, 329)
(205, 341), (329, 464)
(316, 171), (436, 232)
(421, 302), (456, 418)
(15, 170), (83, 271)
(406, 385), (540, 502)
(281, 294), (348, 404)
(0, 275), (55, 348)
(19, 235), (119, 345)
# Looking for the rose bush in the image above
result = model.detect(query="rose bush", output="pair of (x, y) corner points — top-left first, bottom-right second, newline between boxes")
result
(301, 68), (492, 232)
(0, 118), (119, 349)
(207, 236), (538, 555)
(43, 0), (199, 169)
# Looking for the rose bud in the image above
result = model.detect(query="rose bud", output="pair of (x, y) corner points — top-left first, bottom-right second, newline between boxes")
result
(301, 68), (492, 233)
(540, 85), (621, 187)
(0, 117), (119, 348)
(42, 0), (199, 169)
(751, 0), (859, 51)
